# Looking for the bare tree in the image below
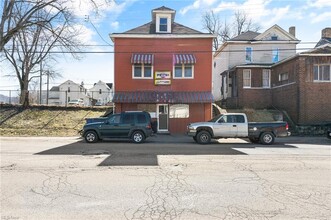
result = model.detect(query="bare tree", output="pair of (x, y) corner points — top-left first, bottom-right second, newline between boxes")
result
(0, 0), (114, 51)
(202, 10), (260, 50)
(3, 1), (82, 107)
(233, 10), (260, 36)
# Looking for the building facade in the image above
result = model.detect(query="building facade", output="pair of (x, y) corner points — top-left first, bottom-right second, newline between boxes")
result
(213, 25), (299, 101)
(110, 6), (214, 133)
(89, 81), (113, 105)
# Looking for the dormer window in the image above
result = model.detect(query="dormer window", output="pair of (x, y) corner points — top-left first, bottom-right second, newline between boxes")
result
(271, 35), (278, 40)
(159, 18), (167, 31)
(156, 14), (171, 33)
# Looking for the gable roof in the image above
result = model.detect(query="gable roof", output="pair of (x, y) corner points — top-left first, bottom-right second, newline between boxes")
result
(254, 24), (299, 41)
(301, 45), (331, 54)
(315, 38), (331, 48)
(123, 21), (203, 35)
(229, 31), (260, 41)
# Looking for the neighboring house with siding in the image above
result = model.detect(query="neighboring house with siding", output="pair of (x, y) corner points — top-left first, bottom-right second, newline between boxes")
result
(213, 24), (299, 102)
(224, 28), (331, 125)
(110, 6), (214, 134)
(48, 80), (90, 106)
(89, 81), (113, 105)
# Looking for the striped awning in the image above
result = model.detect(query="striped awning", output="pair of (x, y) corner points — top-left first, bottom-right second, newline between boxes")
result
(113, 91), (213, 103)
(131, 54), (154, 64)
(173, 54), (196, 64)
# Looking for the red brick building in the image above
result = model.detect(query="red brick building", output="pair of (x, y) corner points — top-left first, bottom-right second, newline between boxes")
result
(110, 6), (214, 133)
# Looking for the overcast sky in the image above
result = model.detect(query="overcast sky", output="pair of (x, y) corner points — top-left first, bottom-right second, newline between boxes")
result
(1, 0), (330, 92)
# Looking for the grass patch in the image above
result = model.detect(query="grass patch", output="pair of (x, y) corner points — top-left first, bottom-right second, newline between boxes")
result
(0, 106), (108, 136)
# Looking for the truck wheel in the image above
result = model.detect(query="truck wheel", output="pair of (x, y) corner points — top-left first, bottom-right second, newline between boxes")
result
(260, 132), (275, 145)
(131, 131), (145, 143)
(84, 131), (99, 143)
(197, 131), (211, 145)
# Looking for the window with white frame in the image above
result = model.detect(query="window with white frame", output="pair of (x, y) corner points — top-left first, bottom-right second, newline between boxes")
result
(156, 14), (171, 33)
(262, 69), (271, 88)
(174, 64), (193, 78)
(133, 63), (152, 79)
(245, 47), (252, 63)
(243, 69), (251, 88)
(279, 72), (289, 81)
(173, 54), (196, 79)
(313, 64), (331, 82)
(169, 104), (189, 118)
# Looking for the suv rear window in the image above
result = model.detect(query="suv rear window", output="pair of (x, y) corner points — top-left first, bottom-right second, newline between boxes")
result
(137, 113), (147, 123)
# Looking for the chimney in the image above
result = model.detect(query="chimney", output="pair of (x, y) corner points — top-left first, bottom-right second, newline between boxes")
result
(289, 26), (295, 37)
(322, 28), (331, 38)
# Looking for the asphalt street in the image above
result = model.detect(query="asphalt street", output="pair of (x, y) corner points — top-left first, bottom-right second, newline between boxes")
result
(1, 135), (331, 220)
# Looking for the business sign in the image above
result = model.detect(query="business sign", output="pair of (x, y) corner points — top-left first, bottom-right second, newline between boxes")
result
(155, 71), (171, 85)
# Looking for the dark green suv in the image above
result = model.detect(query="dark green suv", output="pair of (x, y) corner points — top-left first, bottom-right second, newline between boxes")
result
(82, 111), (153, 143)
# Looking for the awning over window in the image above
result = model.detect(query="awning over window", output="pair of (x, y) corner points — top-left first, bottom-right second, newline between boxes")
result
(173, 54), (196, 64)
(131, 54), (154, 64)
(113, 91), (213, 103)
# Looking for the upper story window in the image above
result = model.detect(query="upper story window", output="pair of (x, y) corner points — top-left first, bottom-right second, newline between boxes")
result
(131, 54), (154, 79)
(156, 14), (171, 33)
(272, 48), (279, 62)
(243, 69), (251, 88)
(173, 54), (196, 79)
(314, 64), (331, 82)
(245, 47), (252, 63)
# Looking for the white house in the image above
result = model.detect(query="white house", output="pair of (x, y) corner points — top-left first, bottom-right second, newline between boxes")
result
(88, 80), (113, 105)
(48, 80), (90, 106)
(213, 24), (300, 101)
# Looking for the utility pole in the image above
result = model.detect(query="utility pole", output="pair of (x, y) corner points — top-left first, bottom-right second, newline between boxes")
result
(46, 71), (49, 105)
(40, 60), (42, 104)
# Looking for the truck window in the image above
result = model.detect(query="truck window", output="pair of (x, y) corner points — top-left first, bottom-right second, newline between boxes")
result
(236, 115), (245, 123)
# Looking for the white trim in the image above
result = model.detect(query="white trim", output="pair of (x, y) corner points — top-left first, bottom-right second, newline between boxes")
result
(173, 64), (194, 79)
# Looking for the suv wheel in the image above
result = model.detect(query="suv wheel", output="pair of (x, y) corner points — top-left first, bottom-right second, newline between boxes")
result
(197, 130), (211, 145)
(132, 131), (145, 143)
(260, 132), (275, 145)
(85, 130), (98, 143)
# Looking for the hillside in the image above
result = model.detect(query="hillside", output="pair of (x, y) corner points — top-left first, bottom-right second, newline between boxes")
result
(0, 105), (110, 136)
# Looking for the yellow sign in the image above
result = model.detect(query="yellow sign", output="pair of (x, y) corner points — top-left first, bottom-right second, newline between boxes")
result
(155, 71), (171, 85)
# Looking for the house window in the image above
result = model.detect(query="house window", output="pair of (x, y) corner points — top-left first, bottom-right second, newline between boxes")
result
(245, 47), (252, 63)
(169, 104), (189, 118)
(243, 69), (251, 88)
(156, 14), (171, 33)
(159, 18), (168, 32)
(68, 87), (70, 93)
(313, 64), (331, 82)
(262, 69), (271, 88)
(99, 89), (102, 94)
(279, 73), (289, 81)
(174, 64), (193, 78)
(272, 48), (279, 62)
(133, 64), (152, 79)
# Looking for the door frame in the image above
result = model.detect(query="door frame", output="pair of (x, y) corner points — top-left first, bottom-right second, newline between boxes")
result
(157, 104), (169, 132)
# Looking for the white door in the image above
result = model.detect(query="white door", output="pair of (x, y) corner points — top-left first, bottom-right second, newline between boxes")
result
(157, 104), (168, 132)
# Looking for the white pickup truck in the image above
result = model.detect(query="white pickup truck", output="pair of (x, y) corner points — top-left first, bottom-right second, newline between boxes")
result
(187, 113), (290, 145)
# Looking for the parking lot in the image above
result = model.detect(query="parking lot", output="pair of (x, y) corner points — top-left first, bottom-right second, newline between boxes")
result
(1, 135), (331, 220)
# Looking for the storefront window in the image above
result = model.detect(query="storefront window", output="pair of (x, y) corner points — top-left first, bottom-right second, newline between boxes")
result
(169, 104), (189, 118)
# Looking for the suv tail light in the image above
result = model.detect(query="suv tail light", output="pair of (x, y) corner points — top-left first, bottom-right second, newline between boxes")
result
(285, 123), (289, 130)
(146, 123), (151, 129)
